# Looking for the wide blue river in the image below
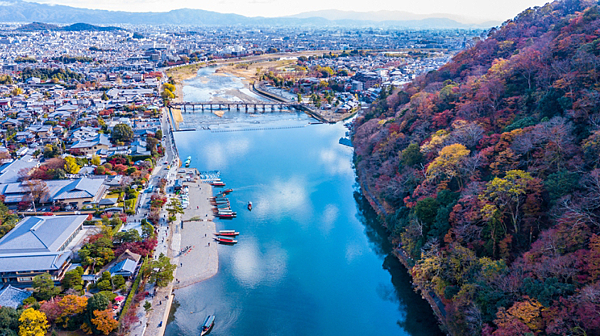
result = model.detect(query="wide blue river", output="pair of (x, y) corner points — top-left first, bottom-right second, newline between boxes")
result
(165, 68), (441, 336)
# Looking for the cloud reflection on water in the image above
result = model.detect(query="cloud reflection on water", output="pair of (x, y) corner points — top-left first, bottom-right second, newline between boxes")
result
(318, 148), (353, 176)
(203, 137), (251, 168)
(253, 175), (312, 223)
(231, 238), (288, 288)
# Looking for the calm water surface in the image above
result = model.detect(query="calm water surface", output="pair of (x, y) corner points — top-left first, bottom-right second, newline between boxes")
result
(165, 70), (442, 336)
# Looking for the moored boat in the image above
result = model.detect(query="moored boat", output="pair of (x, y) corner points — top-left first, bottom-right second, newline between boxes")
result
(201, 315), (215, 335)
(217, 230), (239, 236)
(214, 237), (237, 244)
(211, 181), (226, 187)
(217, 212), (237, 219)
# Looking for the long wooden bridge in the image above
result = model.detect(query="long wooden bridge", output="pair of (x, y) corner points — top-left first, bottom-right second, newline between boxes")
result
(170, 101), (301, 113)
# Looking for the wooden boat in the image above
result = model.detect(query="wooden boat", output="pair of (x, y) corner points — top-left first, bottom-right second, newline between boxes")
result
(222, 188), (233, 194)
(211, 181), (226, 187)
(217, 230), (239, 236)
(217, 212), (237, 219)
(216, 203), (231, 209)
(247, 201), (252, 211)
(201, 315), (215, 335)
(214, 237), (237, 244)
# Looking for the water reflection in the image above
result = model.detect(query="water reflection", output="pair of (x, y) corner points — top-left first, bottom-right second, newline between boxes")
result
(354, 192), (444, 336)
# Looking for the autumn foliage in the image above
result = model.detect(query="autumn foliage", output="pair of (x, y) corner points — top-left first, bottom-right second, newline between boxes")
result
(353, 0), (600, 334)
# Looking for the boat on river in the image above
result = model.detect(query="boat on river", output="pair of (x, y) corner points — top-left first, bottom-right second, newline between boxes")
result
(211, 180), (226, 187)
(217, 230), (239, 236)
(217, 212), (237, 219)
(201, 315), (215, 335)
(248, 201), (252, 211)
(215, 236), (237, 244)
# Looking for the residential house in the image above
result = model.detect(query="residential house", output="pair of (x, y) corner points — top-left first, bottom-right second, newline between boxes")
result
(69, 134), (110, 156)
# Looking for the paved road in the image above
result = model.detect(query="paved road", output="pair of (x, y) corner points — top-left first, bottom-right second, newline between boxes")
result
(127, 108), (182, 336)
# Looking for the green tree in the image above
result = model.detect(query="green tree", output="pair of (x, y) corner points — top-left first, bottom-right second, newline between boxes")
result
(63, 156), (80, 174)
(96, 280), (112, 292)
(61, 266), (84, 292)
(101, 92), (109, 101)
(0, 306), (20, 336)
(166, 199), (184, 222)
(141, 219), (154, 239)
(32, 274), (60, 301)
(415, 197), (439, 235)
(146, 254), (176, 287)
(400, 143), (424, 167)
(112, 275), (125, 290)
(111, 124), (133, 143)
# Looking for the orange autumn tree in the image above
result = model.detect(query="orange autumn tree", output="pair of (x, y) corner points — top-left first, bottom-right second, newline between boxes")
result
(90, 309), (118, 335)
(493, 297), (544, 335)
(56, 295), (88, 327)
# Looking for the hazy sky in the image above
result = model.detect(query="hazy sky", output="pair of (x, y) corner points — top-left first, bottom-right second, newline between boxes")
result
(25, 0), (551, 21)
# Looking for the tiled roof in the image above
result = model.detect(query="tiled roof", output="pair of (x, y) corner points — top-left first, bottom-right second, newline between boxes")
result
(0, 250), (72, 273)
(0, 285), (31, 308)
(0, 215), (86, 254)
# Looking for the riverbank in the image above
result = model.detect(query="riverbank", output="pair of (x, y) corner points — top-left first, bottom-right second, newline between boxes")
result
(356, 171), (449, 334)
(173, 170), (218, 289)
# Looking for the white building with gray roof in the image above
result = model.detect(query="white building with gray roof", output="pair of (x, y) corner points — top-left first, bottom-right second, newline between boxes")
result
(0, 215), (87, 287)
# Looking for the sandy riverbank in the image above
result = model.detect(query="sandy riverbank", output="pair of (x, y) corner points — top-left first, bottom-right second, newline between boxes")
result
(172, 170), (219, 289)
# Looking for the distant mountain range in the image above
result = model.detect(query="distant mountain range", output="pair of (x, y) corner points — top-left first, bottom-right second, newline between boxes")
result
(17, 22), (124, 31)
(0, 0), (500, 29)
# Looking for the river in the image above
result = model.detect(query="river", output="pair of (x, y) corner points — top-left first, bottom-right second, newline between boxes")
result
(165, 67), (442, 336)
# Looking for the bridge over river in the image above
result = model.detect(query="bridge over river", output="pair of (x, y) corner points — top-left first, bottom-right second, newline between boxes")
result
(170, 101), (301, 113)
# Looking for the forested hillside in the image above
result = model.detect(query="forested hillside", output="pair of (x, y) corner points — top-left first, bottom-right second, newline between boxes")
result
(353, 0), (600, 334)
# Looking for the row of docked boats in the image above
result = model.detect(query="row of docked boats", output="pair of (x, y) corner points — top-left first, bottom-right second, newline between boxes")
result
(210, 189), (236, 218)
(213, 230), (239, 244)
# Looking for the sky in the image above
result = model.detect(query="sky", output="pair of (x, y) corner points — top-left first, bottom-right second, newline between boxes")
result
(24, 0), (552, 22)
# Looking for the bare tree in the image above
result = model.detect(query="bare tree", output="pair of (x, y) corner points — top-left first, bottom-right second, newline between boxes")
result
(23, 180), (49, 212)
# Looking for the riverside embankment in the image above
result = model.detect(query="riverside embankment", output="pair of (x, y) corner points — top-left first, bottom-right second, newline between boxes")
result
(357, 170), (449, 333)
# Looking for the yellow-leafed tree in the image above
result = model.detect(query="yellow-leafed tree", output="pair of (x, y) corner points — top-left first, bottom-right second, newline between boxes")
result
(18, 308), (48, 336)
(91, 155), (101, 166)
(64, 156), (81, 174)
(426, 143), (470, 188)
